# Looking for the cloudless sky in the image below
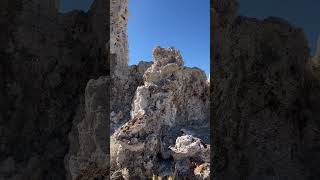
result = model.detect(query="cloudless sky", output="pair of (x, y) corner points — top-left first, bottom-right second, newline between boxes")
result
(128, 0), (210, 76)
(239, 0), (320, 55)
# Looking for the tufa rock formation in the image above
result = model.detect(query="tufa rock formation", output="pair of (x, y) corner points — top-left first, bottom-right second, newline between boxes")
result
(66, 0), (152, 179)
(212, 0), (320, 179)
(67, 0), (210, 179)
(0, 0), (108, 179)
(112, 46), (210, 179)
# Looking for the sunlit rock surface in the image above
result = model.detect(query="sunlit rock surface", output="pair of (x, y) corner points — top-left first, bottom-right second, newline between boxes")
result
(112, 47), (209, 179)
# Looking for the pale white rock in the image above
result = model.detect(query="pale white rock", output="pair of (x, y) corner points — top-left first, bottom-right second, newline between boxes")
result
(113, 47), (210, 178)
(170, 135), (210, 162)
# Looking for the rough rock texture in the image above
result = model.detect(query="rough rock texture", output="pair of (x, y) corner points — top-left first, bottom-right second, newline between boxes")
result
(66, 0), (152, 179)
(66, 60), (152, 179)
(110, 0), (129, 78)
(212, 0), (320, 179)
(170, 135), (210, 179)
(112, 47), (210, 179)
(67, 0), (210, 179)
(108, 0), (153, 134)
(66, 77), (110, 180)
(0, 0), (108, 179)
(110, 61), (152, 134)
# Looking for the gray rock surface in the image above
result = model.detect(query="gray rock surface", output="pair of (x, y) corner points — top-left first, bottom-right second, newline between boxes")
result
(212, 0), (320, 179)
(0, 0), (108, 179)
(68, 2), (210, 180)
(111, 47), (210, 179)
(66, 0), (152, 179)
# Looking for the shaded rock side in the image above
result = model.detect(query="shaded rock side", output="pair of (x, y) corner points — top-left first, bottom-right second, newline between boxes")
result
(0, 0), (109, 179)
(212, 0), (320, 179)
(108, 0), (153, 134)
(66, 60), (152, 180)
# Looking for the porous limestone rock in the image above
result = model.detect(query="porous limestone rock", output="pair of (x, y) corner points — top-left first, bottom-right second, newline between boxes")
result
(170, 135), (210, 161)
(110, 61), (152, 134)
(66, 0), (152, 179)
(66, 77), (110, 179)
(110, 0), (129, 78)
(170, 135), (210, 180)
(109, 0), (153, 135)
(112, 47), (210, 179)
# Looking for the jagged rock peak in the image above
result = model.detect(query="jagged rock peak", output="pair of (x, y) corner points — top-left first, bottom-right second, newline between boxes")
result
(152, 46), (184, 67)
(144, 47), (186, 83)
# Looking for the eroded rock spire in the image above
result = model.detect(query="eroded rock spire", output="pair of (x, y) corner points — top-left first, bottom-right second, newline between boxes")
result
(112, 47), (210, 179)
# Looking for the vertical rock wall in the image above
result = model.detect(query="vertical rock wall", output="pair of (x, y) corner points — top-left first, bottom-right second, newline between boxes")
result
(212, 0), (320, 179)
(0, 0), (108, 179)
(110, 0), (129, 78)
(66, 0), (152, 179)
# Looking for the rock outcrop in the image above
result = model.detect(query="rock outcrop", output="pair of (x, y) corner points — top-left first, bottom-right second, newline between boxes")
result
(66, 60), (152, 179)
(111, 47), (210, 179)
(65, 0), (153, 179)
(0, 0), (108, 179)
(67, 0), (210, 179)
(212, 0), (320, 179)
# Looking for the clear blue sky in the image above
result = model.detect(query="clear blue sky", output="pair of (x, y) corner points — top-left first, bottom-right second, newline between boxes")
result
(239, 0), (320, 55)
(128, 0), (210, 76)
